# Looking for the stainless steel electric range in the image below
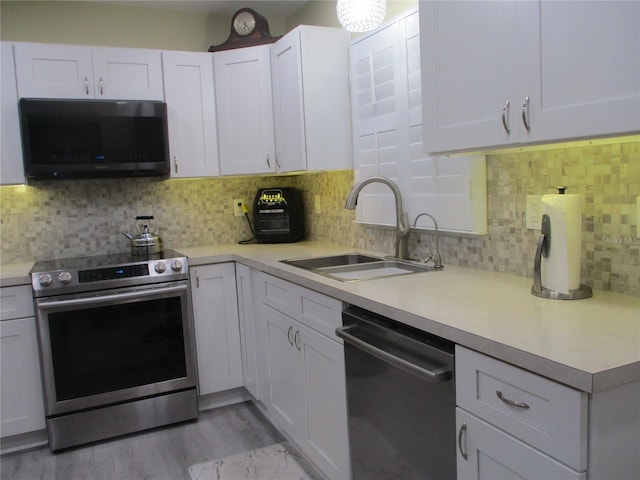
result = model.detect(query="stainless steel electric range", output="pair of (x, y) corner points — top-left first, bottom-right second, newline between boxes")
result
(30, 249), (198, 451)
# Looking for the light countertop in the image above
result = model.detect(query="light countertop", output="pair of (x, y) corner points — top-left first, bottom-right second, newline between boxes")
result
(3, 241), (639, 393)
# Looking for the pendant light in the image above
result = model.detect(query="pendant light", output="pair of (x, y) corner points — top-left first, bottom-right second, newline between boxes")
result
(337, 0), (386, 33)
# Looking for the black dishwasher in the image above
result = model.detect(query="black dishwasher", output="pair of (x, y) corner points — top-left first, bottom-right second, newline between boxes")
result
(337, 307), (456, 480)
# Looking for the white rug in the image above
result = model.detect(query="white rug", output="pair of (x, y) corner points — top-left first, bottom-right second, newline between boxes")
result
(188, 443), (318, 480)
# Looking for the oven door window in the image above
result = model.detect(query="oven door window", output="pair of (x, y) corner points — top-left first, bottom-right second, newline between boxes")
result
(48, 296), (186, 401)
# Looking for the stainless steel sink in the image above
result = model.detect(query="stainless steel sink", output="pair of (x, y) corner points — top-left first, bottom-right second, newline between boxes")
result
(281, 254), (438, 282)
(282, 253), (382, 270)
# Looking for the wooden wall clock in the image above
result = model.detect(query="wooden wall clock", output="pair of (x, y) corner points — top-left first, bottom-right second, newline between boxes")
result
(208, 8), (281, 52)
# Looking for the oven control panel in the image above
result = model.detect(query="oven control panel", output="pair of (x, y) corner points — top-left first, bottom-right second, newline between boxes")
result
(31, 256), (188, 297)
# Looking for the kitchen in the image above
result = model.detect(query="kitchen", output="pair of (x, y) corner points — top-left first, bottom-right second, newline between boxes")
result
(1, 1), (639, 479)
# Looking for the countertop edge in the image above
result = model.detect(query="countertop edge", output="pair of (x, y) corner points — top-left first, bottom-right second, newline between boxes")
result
(175, 244), (640, 394)
(4, 244), (639, 394)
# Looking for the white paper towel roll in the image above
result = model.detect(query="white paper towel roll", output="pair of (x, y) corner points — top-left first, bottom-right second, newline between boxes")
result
(541, 193), (584, 294)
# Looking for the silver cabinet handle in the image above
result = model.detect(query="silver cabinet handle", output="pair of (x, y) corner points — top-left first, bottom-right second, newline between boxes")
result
(195, 271), (199, 288)
(458, 422), (468, 461)
(99, 77), (104, 95)
(521, 96), (531, 132)
(174, 156), (178, 174)
(84, 76), (90, 95)
(496, 390), (530, 409)
(287, 326), (294, 346)
(294, 329), (301, 351)
(266, 154), (271, 169)
(501, 100), (511, 135)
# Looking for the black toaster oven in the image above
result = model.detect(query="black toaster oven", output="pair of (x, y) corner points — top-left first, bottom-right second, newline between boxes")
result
(253, 188), (305, 243)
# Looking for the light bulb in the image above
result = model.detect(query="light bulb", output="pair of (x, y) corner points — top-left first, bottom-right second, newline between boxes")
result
(337, 0), (386, 33)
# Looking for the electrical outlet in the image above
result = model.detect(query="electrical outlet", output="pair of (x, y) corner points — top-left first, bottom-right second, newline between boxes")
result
(526, 195), (542, 230)
(232, 199), (244, 217)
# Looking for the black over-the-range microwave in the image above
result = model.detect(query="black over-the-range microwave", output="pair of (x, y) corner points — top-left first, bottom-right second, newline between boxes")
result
(19, 98), (170, 180)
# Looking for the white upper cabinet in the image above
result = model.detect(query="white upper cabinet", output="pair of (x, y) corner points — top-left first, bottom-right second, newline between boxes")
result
(521, 1), (640, 143)
(13, 42), (164, 100)
(214, 44), (276, 175)
(271, 26), (352, 173)
(162, 51), (219, 178)
(420, 0), (640, 154)
(1, 42), (25, 185)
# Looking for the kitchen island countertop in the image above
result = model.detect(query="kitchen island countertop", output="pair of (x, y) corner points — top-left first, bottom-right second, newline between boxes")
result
(3, 241), (639, 393)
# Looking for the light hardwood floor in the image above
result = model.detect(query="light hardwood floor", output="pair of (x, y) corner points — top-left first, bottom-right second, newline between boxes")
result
(0, 401), (293, 480)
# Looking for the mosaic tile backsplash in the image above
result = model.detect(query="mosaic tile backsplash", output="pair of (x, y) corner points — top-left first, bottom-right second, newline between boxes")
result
(1, 141), (639, 296)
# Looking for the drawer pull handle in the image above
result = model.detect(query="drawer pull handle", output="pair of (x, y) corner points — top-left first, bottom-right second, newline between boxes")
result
(458, 422), (468, 460)
(294, 329), (301, 351)
(287, 326), (294, 346)
(496, 390), (530, 409)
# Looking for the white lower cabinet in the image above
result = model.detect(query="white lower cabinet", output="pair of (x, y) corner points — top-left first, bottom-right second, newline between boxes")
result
(456, 345), (589, 480)
(255, 272), (350, 480)
(456, 409), (585, 480)
(235, 263), (259, 399)
(0, 286), (45, 438)
(190, 263), (243, 396)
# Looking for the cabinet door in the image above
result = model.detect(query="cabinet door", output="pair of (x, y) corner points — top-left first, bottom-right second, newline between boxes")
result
(299, 323), (350, 480)
(520, 1), (640, 143)
(214, 45), (275, 175)
(91, 47), (164, 100)
(13, 42), (94, 99)
(419, 1), (520, 153)
(235, 264), (258, 399)
(0, 317), (46, 437)
(190, 263), (243, 395)
(163, 51), (219, 178)
(262, 305), (306, 441)
(350, 21), (406, 226)
(1, 42), (25, 185)
(271, 29), (306, 173)
(271, 26), (352, 174)
(457, 409), (585, 480)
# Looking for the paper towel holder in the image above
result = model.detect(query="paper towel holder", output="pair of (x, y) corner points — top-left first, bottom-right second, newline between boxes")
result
(531, 212), (593, 300)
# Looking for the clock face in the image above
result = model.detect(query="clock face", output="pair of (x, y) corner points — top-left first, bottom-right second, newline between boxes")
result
(233, 11), (256, 36)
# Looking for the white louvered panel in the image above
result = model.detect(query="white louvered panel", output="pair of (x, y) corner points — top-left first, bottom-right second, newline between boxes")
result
(350, 9), (489, 237)
(409, 156), (487, 234)
(405, 11), (423, 128)
(408, 124), (425, 161)
(351, 22), (403, 228)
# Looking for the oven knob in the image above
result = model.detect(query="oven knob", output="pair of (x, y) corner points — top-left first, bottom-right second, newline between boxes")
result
(170, 259), (183, 272)
(154, 261), (167, 274)
(38, 273), (53, 287)
(57, 271), (72, 284)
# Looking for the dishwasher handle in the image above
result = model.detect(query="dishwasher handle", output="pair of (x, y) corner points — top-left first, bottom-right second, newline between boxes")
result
(336, 325), (452, 384)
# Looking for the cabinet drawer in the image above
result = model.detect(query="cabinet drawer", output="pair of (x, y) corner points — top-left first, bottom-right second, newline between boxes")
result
(1, 286), (34, 321)
(456, 346), (587, 471)
(298, 287), (342, 340)
(255, 272), (297, 318)
(256, 272), (342, 340)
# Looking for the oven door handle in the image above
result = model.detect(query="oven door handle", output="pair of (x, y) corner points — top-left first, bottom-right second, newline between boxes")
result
(36, 284), (188, 310)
